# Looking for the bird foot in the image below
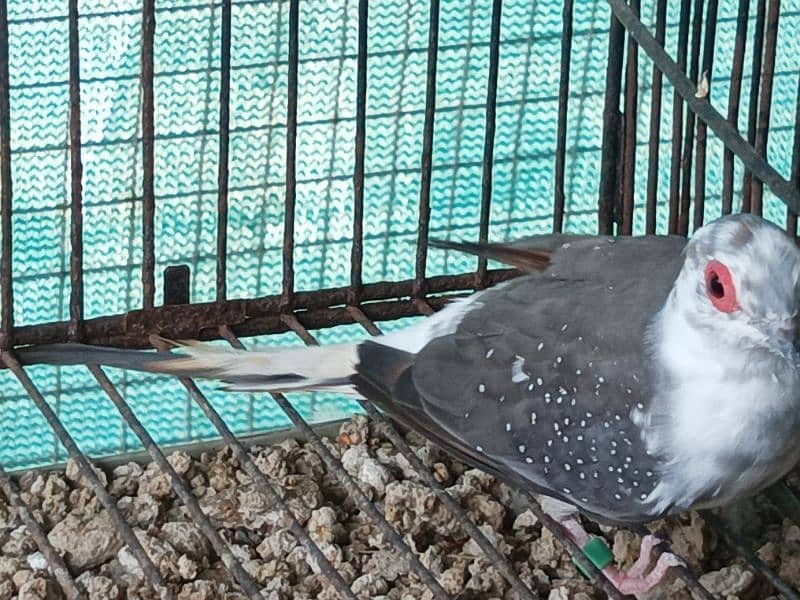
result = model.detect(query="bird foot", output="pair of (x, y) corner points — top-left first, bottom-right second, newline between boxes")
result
(602, 539), (685, 595)
(556, 516), (684, 595)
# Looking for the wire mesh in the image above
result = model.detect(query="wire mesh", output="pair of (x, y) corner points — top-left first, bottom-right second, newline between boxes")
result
(0, 0), (799, 597)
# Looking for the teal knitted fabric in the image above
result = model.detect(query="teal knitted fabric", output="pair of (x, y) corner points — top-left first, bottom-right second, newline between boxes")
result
(0, 0), (798, 468)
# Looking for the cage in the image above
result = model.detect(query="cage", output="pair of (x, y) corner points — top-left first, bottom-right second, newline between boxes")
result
(0, 0), (799, 598)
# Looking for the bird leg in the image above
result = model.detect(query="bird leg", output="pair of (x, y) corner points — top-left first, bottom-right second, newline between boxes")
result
(555, 515), (684, 595)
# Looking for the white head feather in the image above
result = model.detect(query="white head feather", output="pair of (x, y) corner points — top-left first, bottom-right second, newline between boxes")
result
(637, 214), (800, 513)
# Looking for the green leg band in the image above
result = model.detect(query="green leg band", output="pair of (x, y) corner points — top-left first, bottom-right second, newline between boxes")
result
(573, 536), (614, 579)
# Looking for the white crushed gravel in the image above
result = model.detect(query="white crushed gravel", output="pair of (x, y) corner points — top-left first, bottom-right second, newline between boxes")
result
(0, 415), (796, 599)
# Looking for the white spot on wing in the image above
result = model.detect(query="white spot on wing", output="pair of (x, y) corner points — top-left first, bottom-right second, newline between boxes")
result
(511, 355), (530, 383)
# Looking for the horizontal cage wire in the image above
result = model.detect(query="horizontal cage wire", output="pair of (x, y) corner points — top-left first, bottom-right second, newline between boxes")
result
(0, 0), (797, 598)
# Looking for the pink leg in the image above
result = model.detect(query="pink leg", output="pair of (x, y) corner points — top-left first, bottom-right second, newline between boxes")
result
(602, 551), (685, 595)
(625, 534), (660, 578)
(555, 516), (684, 595)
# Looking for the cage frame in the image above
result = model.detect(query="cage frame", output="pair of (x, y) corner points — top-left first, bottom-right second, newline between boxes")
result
(0, 0), (798, 598)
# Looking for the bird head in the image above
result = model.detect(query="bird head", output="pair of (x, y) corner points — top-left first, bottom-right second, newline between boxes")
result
(674, 213), (800, 366)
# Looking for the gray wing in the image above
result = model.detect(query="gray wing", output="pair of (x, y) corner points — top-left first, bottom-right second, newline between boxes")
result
(375, 235), (687, 523)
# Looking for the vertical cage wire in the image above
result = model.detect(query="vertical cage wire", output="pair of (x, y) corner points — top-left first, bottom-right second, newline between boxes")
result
(749, 0), (781, 214)
(597, 11), (625, 235)
(691, 0), (718, 232)
(140, 0), (156, 310)
(475, 0), (502, 287)
(216, 0), (232, 303)
(414, 0), (440, 300)
(742, 0), (767, 214)
(553, 0), (573, 234)
(1, 1), (800, 598)
(722, 0), (751, 216)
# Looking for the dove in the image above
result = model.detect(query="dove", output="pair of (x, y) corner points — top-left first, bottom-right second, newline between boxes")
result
(20, 213), (800, 594)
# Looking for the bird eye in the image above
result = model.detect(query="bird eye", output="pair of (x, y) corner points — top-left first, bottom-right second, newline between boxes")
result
(704, 260), (739, 313)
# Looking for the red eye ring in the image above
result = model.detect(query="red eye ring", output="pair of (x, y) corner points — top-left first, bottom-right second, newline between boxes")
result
(704, 260), (739, 313)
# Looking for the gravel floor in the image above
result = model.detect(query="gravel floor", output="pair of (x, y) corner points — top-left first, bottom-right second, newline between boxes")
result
(0, 415), (798, 599)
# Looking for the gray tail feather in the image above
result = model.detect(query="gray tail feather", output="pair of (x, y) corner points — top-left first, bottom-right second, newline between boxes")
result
(17, 343), (184, 372)
(16, 341), (357, 393)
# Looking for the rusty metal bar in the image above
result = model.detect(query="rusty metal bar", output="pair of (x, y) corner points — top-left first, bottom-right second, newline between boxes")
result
(224, 329), (450, 599)
(692, 0), (719, 232)
(606, 0), (800, 213)
(157, 329), (357, 598)
(597, 11), (625, 235)
(0, 352), (169, 592)
(0, 0), (11, 350)
(677, 0), (704, 237)
(475, 0), (502, 287)
(790, 67), (800, 238)
(349, 0), (368, 307)
(345, 305), (382, 336)
(281, 0), (299, 310)
(667, 0), (691, 234)
(88, 364), (264, 599)
(141, 0), (156, 309)
(413, 0), (440, 299)
(553, 0), (573, 234)
(619, 0), (639, 236)
(0, 465), (86, 599)
(645, 0), (667, 235)
(67, 0), (84, 340)
(749, 0), (780, 215)
(216, 0), (232, 302)
(742, 0), (766, 213)
(11, 269), (518, 350)
(721, 0), (750, 216)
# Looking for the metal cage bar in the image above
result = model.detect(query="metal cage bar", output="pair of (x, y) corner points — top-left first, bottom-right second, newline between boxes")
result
(224, 329), (451, 599)
(216, 0), (232, 303)
(787, 62), (800, 237)
(792, 66), (800, 236)
(606, 0), (800, 212)
(597, 11), (625, 235)
(0, 465), (85, 599)
(170, 327), (358, 598)
(414, 0), (440, 299)
(475, 0), (502, 286)
(749, 0), (780, 214)
(348, 0), (368, 307)
(88, 364), (265, 598)
(676, 0), (704, 237)
(67, 0), (84, 340)
(667, 0), (691, 234)
(140, 0), (156, 310)
(691, 0), (719, 232)
(3, 1), (800, 598)
(553, 0), (573, 234)
(0, 0), (11, 351)
(645, 0), (667, 235)
(282, 313), (542, 600)
(742, 0), (767, 214)
(619, 0), (639, 236)
(281, 0), (299, 311)
(721, 0), (750, 216)
(0, 352), (170, 593)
